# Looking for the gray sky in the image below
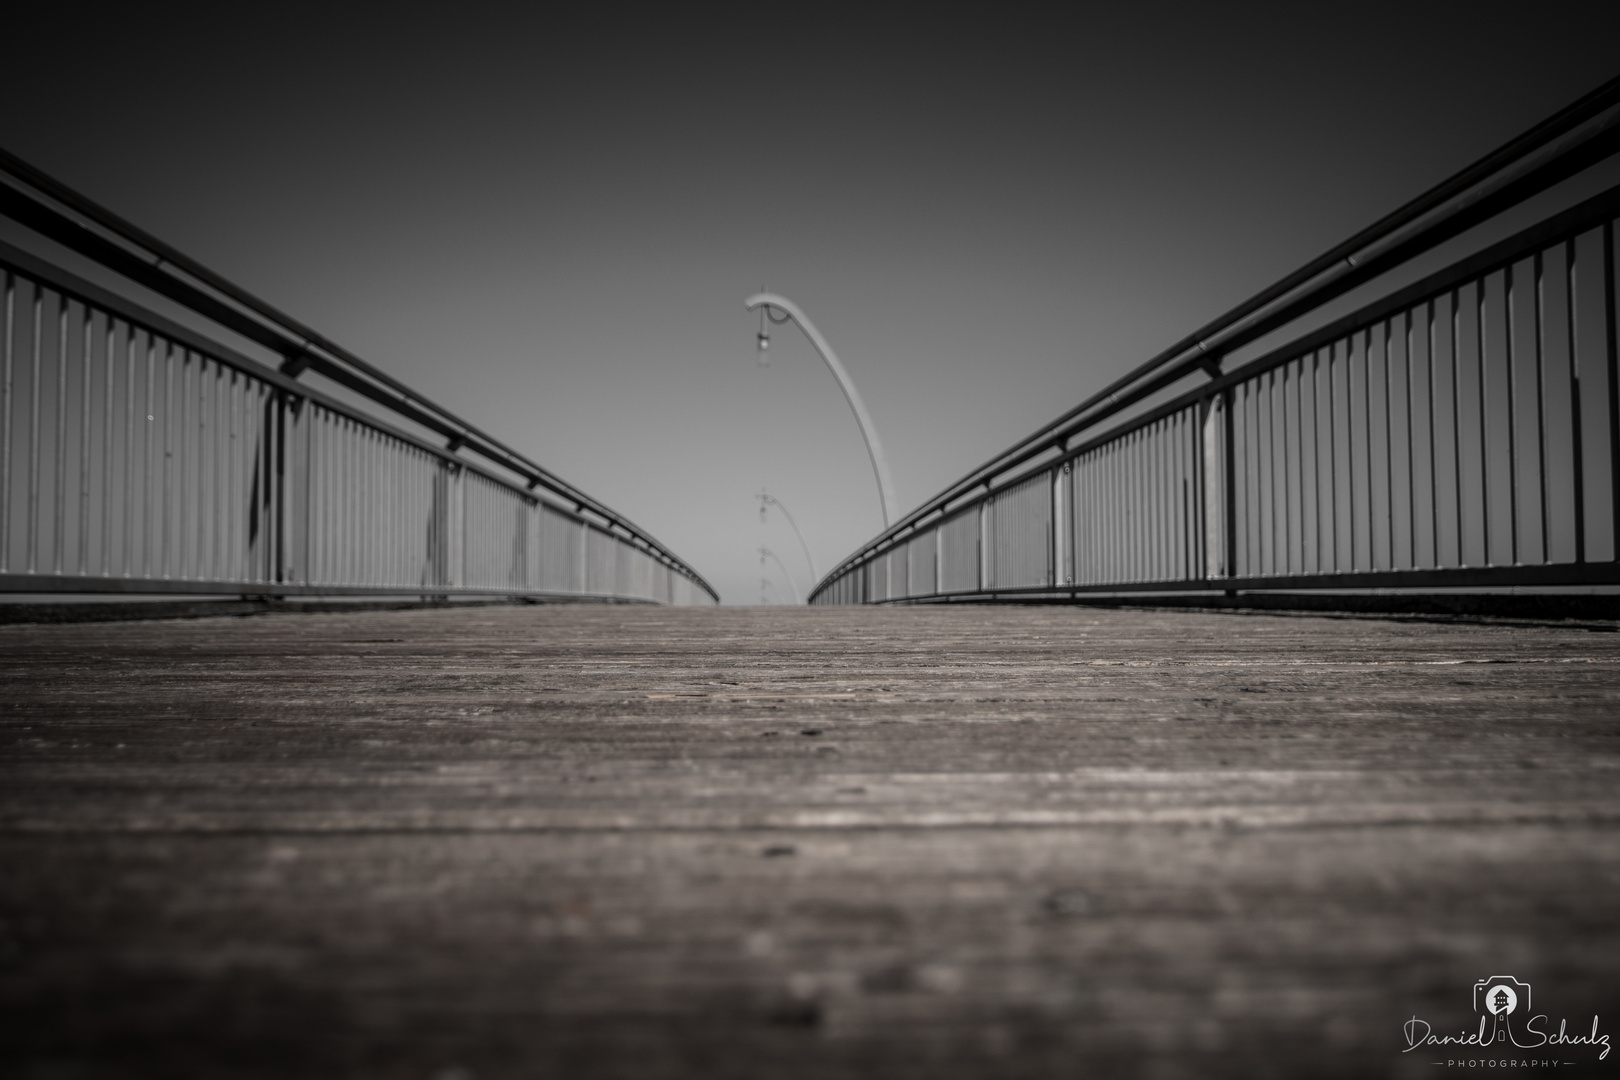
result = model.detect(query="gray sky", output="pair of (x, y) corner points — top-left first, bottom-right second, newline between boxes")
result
(4, 2), (1620, 602)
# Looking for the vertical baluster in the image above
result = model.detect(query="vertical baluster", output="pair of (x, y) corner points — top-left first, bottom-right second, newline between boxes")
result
(1389, 313), (1414, 571)
(342, 420), (352, 586)
(349, 420), (358, 587)
(1540, 244), (1579, 565)
(1573, 229), (1614, 562)
(381, 431), (390, 586)
(226, 371), (238, 582)
(1607, 222), (1620, 555)
(1138, 431), (1149, 581)
(399, 439), (408, 588)
(1154, 421), (1167, 580)
(330, 412), (340, 586)
(123, 325), (136, 578)
(1095, 440), (1108, 582)
(1074, 453), (1086, 586)
(1168, 415), (1181, 580)
(0, 271), (12, 575)
(309, 408), (321, 585)
(1567, 238), (1589, 565)
(53, 296), (67, 576)
(101, 315), (114, 577)
(161, 341), (173, 578)
(1271, 373), (1285, 575)
(1101, 444), (1113, 583)
(211, 360), (223, 581)
(329, 411), (338, 587)
(1364, 326), (1384, 572)
(1333, 340), (1349, 572)
(1161, 420), (1173, 580)
(179, 349), (191, 579)
(353, 425), (364, 586)
(322, 410), (333, 586)
(1127, 433), (1140, 582)
(1143, 425), (1156, 582)
(1255, 376), (1269, 576)
(358, 427), (367, 586)
(1353, 329), (1370, 572)
(1116, 439), (1127, 582)
(1235, 383), (1250, 577)
(1382, 319), (1399, 570)
(142, 335), (154, 578)
(1432, 296), (1458, 566)
(1408, 307), (1436, 570)
(332, 418), (342, 585)
(1253, 380), (1266, 576)
(1184, 408), (1195, 579)
(77, 304), (92, 575)
(364, 427), (374, 585)
(1295, 356), (1314, 575)
(380, 433), (391, 586)
(1124, 437), (1134, 583)
(196, 355), (207, 580)
(243, 380), (255, 583)
(368, 427), (378, 586)
(27, 285), (42, 575)
(299, 397), (312, 587)
(1117, 437), (1129, 583)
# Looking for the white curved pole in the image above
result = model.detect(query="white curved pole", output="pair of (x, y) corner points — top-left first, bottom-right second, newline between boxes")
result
(758, 490), (818, 583)
(745, 292), (898, 528)
(758, 546), (801, 605)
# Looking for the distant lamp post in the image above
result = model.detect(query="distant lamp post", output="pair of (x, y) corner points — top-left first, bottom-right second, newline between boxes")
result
(745, 292), (897, 528)
(757, 488), (817, 585)
(758, 546), (800, 605)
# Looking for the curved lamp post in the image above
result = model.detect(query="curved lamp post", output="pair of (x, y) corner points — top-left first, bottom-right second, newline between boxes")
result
(745, 292), (898, 528)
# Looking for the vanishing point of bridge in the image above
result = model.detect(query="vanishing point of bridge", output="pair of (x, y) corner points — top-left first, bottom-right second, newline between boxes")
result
(3, 82), (1620, 1078)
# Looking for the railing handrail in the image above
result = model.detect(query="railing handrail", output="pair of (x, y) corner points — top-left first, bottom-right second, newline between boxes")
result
(0, 148), (718, 601)
(812, 74), (1620, 599)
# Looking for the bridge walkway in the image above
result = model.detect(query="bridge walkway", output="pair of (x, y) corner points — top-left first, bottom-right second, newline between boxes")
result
(3, 605), (1618, 1077)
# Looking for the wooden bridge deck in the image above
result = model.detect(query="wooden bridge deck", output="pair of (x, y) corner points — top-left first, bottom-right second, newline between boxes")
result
(2, 604), (1618, 1078)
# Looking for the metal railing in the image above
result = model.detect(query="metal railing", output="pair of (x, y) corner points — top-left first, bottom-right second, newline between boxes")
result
(812, 77), (1620, 607)
(0, 156), (716, 605)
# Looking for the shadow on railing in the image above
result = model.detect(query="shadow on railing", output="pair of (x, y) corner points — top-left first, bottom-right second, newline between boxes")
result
(812, 77), (1620, 612)
(0, 153), (716, 605)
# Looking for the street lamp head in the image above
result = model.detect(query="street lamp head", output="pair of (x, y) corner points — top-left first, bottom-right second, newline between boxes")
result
(755, 301), (771, 365)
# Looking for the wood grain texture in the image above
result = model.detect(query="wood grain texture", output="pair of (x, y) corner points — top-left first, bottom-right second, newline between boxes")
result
(2, 604), (1617, 1078)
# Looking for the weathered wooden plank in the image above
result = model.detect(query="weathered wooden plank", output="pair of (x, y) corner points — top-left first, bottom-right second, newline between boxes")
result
(1, 605), (1617, 1078)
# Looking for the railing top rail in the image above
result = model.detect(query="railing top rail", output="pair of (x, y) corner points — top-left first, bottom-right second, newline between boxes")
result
(0, 148), (717, 601)
(810, 74), (1620, 600)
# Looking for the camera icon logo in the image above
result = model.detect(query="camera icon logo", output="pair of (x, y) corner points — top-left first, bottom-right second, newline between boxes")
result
(1474, 975), (1532, 1017)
